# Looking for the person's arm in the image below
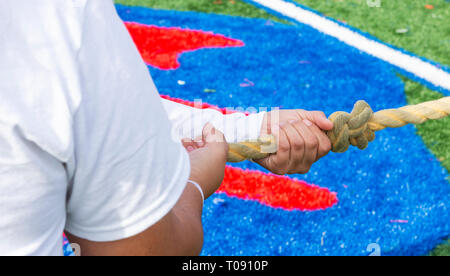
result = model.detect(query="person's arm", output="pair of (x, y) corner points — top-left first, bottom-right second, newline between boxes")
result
(163, 98), (334, 174)
(161, 98), (265, 143)
(67, 124), (228, 256)
(67, 182), (205, 256)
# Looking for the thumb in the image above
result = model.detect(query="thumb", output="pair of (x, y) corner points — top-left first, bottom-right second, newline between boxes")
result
(202, 122), (226, 145)
(307, 111), (334, 131)
(202, 123), (229, 158)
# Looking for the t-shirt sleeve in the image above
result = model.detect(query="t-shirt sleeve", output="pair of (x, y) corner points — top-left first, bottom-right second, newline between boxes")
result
(64, 0), (190, 242)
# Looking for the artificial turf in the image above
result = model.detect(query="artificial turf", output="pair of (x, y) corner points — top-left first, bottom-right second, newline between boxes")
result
(114, 0), (449, 256)
(402, 78), (450, 256)
(115, 0), (450, 66)
(294, 0), (450, 66)
(292, 0), (450, 256)
(115, 0), (285, 22)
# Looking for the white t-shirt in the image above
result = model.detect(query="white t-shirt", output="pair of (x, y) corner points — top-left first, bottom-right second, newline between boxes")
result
(0, 0), (264, 256)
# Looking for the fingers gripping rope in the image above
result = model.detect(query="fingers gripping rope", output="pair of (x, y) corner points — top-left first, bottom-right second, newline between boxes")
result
(226, 97), (450, 162)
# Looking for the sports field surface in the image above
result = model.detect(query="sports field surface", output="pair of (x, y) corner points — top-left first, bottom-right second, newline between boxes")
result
(111, 0), (449, 256)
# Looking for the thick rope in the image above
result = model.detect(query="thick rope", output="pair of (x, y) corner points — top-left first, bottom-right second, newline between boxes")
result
(227, 135), (277, 163)
(227, 97), (450, 162)
(328, 97), (450, 152)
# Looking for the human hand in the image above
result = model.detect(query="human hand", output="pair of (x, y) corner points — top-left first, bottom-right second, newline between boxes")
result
(256, 110), (333, 175)
(182, 123), (229, 199)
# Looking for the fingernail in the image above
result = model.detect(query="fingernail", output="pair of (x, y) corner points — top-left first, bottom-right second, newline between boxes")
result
(187, 146), (194, 152)
(303, 119), (313, 126)
(288, 120), (297, 124)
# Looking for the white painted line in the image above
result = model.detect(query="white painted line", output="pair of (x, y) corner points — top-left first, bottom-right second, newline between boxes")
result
(250, 0), (450, 91)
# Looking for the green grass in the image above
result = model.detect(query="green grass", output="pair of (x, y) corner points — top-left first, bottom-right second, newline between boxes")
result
(115, 0), (449, 256)
(115, 0), (285, 22)
(402, 76), (450, 171)
(294, 0), (450, 66)
(429, 240), (450, 256)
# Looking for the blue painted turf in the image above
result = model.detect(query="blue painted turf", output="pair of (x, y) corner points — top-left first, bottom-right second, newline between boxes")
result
(115, 5), (450, 256)
(63, 235), (74, 256)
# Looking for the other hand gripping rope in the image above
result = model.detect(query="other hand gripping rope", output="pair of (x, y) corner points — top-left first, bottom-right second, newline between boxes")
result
(227, 97), (450, 162)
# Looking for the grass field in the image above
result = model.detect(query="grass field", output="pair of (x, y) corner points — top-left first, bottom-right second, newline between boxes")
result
(115, 0), (282, 21)
(114, 0), (449, 256)
(294, 0), (450, 66)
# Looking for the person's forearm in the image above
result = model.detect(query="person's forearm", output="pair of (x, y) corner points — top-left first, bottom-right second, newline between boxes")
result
(66, 182), (204, 256)
(162, 98), (266, 143)
(169, 182), (204, 256)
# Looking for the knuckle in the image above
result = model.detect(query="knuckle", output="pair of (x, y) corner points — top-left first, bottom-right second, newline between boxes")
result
(322, 139), (332, 153)
(305, 137), (318, 150)
(278, 142), (290, 153)
(292, 139), (304, 151)
(296, 109), (306, 116)
(317, 136), (331, 153)
(292, 120), (304, 129)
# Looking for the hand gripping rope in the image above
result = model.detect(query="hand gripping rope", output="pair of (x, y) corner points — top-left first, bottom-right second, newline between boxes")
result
(227, 97), (450, 162)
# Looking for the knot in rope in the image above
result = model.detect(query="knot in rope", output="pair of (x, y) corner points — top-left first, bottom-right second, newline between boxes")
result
(327, 100), (376, 153)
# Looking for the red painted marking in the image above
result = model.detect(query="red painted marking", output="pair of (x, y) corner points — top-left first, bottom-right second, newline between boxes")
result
(160, 94), (241, 115)
(125, 22), (245, 70)
(219, 166), (338, 211)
